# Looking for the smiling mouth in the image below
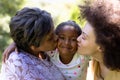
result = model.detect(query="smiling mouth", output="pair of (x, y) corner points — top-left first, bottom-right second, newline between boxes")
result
(62, 47), (71, 49)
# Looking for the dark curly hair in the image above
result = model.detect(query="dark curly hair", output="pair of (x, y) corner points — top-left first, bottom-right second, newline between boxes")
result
(80, 0), (120, 70)
(55, 20), (82, 36)
(10, 7), (53, 53)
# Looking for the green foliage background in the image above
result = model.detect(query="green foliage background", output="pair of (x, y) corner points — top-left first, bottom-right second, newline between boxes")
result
(0, 0), (25, 68)
(0, 0), (85, 69)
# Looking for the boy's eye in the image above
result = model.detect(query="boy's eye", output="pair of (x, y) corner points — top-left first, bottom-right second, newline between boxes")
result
(71, 38), (77, 41)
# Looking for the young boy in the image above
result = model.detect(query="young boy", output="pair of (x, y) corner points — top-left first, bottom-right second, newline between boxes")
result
(47, 20), (89, 80)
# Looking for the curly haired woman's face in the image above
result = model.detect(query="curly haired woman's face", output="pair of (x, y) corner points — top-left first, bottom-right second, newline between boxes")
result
(77, 22), (100, 56)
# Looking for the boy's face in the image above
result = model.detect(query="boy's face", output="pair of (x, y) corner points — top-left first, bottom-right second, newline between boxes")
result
(57, 25), (78, 56)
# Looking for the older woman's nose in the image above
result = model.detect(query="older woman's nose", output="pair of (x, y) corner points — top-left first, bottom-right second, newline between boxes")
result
(77, 36), (81, 42)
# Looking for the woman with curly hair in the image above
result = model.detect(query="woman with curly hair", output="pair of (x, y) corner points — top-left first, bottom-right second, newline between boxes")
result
(77, 0), (120, 80)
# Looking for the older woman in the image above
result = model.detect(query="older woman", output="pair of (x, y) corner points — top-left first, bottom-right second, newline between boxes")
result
(1, 7), (65, 80)
(77, 0), (120, 80)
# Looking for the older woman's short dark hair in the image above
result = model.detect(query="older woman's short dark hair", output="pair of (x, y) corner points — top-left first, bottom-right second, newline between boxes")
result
(80, 0), (120, 70)
(55, 20), (82, 36)
(10, 7), (53, 52)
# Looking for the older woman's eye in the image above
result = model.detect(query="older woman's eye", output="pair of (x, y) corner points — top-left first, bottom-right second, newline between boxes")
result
(47, 35), (54, 41)
(48, 37), (52, 41)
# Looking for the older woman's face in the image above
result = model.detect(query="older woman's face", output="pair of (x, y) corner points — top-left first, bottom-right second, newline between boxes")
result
(77, 22), (99, 56)
(33, 28), (57, 52)
(41, 30), (57, 51)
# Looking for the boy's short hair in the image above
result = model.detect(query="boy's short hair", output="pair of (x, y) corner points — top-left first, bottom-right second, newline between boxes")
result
(55, 20), (82, 36)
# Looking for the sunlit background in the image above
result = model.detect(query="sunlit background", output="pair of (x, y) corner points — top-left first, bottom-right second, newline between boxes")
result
(0, 0), (85, 70)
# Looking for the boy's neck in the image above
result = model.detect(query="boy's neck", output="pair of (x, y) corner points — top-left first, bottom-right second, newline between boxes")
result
(59, 53), (75, 64)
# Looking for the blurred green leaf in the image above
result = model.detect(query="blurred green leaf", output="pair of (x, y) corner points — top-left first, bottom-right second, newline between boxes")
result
(0, 0), (25, 16)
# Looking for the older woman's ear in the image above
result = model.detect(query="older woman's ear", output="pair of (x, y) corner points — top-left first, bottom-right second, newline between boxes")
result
(30, 45), (38, 52)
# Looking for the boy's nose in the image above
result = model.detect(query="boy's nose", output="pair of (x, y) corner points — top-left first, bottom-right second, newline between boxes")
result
(65, 39), (70, 45)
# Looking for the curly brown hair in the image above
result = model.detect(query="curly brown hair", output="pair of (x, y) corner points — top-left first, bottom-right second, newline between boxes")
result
(80, 0), (120, 70)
